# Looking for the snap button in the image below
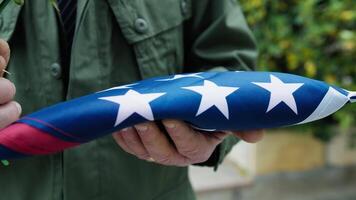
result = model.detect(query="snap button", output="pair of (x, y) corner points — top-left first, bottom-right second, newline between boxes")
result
(181, 0), (188, 15)
(50, 63), (62, 79)
(134, 18), (149, 34)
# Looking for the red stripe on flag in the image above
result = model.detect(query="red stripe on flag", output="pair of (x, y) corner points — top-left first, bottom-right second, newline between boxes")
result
(0, 123), (80, 155)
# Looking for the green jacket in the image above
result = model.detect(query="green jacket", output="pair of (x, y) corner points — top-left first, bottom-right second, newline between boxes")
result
(0, 0), (257, 199)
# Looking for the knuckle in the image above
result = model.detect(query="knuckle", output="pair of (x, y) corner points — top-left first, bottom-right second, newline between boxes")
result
(168, 128), (182, 139)
(122, 138), (141, 149)
(140, 132), (160, 146)
(142, 142), (155, 151)
(0, 103), (20, 128)
(140, 135), (155, 146)
(174, 157), (191, 167)
(121, 132), (134, 141)
(124, 139), (141, 148)
(0, 78), (15, 99)
(178, 145), (201, 157)
(169, 128), (196, 142)
(2, 103), (20, 120)
(169, 132), (189, 145)
(155, 153), (191, 167)
(155, 153), (174, 164)
(10, 102), (21, 117)
(136, 153), (150, 160)
(112, 134), (123, 144)
(124, 138), (136, 146)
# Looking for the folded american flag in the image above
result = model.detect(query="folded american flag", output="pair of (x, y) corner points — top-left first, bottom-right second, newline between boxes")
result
(0, 71), (354, 160)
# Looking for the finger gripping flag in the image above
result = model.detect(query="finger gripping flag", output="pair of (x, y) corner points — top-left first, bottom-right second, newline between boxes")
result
(0, 71), (354, 159)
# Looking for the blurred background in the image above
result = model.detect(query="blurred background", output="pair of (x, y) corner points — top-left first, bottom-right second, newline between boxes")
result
(189, 0), (356, 199)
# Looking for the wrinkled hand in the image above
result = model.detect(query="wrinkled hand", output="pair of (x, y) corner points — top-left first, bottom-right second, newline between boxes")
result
(113, 120), (263, 167)
(0, 39), (21, 129)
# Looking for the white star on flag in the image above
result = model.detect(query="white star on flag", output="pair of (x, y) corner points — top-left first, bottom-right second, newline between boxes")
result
(156, 73), (203, 81)
(99, 90), (165, 126)
(253, 75), (304, 114)
(183, 80), (238, 119)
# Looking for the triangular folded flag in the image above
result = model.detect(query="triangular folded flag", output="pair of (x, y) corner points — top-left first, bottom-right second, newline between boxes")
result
(0, 71), (354, 159)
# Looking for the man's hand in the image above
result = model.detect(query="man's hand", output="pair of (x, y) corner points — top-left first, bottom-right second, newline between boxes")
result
(113, 120), (263, 167)
(0, 39), (21, 129)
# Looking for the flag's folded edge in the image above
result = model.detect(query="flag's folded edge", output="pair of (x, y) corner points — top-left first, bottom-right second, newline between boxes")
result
(349, 91), (356, 103)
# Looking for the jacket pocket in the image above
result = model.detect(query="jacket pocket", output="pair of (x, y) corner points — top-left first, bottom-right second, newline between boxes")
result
(0, 2), (22, 41)
(107, 0), (192, 78)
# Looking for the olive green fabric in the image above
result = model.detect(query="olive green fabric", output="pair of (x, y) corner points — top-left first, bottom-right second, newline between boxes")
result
(0, 0), (257, 199)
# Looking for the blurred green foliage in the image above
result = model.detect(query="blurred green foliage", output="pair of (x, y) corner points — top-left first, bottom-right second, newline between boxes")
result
(239, 0), (356, 140)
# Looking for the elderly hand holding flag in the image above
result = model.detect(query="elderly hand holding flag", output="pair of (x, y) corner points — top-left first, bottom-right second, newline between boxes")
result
(112, 120), (263, 166)
(0, 39), (263, 166)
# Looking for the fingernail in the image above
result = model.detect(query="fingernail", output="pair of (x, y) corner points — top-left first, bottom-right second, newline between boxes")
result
(135, 124), (148, 132)
(13, 102), (21, 114)
(164, 121), (175, 129)
(147, 157), (155, 162)
(121, 128), (129, 132)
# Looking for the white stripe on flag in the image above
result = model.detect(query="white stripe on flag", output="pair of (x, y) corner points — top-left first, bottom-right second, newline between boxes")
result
(298, 87), (349, 125)
(349, 91), (356, 103)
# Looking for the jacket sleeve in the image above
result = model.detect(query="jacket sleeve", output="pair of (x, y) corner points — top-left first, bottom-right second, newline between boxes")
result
(183, 0), (258, 169)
